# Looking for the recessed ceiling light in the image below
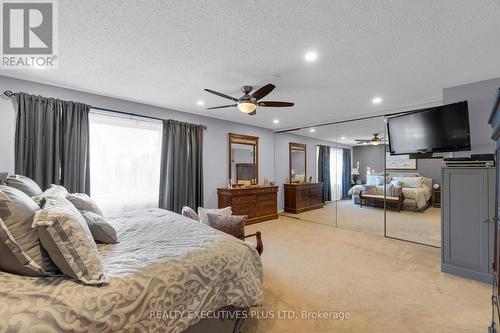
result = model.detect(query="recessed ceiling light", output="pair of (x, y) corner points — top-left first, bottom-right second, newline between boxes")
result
(273, 119), (280, 124)
(372, 97), (383, 104)
(340, 136), (346, 140)
(309, 128), (316, 133)
(196, 100), (204, 106)
(304, 51), (318, 63)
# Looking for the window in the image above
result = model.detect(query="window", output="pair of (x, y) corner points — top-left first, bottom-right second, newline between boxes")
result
(89, 112), (162, 215)
(329, 148), (343, 201)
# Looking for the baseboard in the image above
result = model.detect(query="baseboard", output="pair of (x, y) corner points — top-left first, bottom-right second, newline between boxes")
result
(441, 263), (492, 284)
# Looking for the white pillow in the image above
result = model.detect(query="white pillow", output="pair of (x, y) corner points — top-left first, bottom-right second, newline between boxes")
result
(198, 206), (232, 225)
(391, 177), (423, 188)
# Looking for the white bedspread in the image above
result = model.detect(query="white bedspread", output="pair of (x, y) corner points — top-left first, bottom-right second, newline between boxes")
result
(0, 208), (263, 333)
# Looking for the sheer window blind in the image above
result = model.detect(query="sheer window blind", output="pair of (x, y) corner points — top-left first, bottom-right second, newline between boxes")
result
(89, 112), (162, 215)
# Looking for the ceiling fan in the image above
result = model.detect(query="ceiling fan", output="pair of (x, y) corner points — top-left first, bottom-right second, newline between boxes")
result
(204, 83), (294, 116)
(355, 133), (385, 146)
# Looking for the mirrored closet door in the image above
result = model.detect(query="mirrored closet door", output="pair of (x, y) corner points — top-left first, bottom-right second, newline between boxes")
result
(275, 126), (336, 226)
(384, 115), (442, 247)
(336, 117), (386, 236)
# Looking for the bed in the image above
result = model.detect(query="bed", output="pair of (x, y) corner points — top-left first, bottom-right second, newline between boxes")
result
(0, 208), (263, 333)
(348, 176), (433, 211)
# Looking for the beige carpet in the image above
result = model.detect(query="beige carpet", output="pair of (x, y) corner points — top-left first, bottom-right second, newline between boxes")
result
(242, 216), (490, 333)
(282, 200), (441, 246)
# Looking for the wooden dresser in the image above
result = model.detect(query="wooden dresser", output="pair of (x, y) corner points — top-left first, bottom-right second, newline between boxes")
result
(217, 186), (279, 224)
(284, 183), (323, 214)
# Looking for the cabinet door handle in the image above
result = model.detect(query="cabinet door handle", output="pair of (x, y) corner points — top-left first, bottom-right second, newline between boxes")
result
(482, 217), (499, 223)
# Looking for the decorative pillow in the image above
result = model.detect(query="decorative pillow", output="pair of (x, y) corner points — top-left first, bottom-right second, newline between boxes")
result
(5, 175), (43, 197)
(392, 177), (423, 188)
(33, 196), (107, 285)
(67, 193), (103, 216)
(207, 213), (246, 239)
(43, 184), (69, 197)
(392, 186), (403, 198)
(80, 210), (118, 244)
(0, 185), (55, 272)
(0, 217), (53, 277)
(363, 185), (378, 195)
(181, 206), (200, 221)
(198, 206), (232, 225)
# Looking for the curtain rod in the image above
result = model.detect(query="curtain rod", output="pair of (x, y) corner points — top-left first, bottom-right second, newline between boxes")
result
(3, 90), (208, 130)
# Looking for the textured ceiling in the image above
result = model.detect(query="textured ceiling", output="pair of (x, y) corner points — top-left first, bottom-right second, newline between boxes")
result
(2, 0), (500, 130)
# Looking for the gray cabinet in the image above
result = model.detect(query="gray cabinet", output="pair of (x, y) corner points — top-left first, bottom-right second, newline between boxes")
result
(441, 167), (495, 283)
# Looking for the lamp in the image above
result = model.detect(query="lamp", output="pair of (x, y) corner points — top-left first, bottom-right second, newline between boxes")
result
(238, 101), (256, 113)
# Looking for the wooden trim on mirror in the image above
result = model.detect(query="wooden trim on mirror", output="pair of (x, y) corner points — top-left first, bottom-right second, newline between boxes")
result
(289, 142), (307, 182)
(229, 133), (259, 185)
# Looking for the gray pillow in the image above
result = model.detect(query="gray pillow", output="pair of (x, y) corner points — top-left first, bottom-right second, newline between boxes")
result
(0, 185), (55, 272)
(207, 213), (246, 239)
(32, 184), (70, 207)
(33, 196), (107, 285)
(181, 206), (200, 221)
(80, 210), (118, 244)
(0, 217), (53, 277)
(67, 193), (103, 216)
(5, 175), (43, 197)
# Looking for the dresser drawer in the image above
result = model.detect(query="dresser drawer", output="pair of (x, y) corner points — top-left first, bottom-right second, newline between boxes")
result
(231, 195), (256, 205)
(232, 204), (256, 217)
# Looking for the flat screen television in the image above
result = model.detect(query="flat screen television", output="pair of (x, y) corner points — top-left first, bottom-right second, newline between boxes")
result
(387, 101), (471, 155)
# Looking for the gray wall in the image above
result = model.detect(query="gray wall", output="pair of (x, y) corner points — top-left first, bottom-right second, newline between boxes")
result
(352, 144), (443, 185)
(443, 77), (500, 157)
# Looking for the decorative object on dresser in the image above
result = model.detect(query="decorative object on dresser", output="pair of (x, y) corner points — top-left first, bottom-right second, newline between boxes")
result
(217, 186), (278, 224)
(289, 142), (307, 183)
(432, 186), (441, 208)
(284, 182), (324, 214)
(228, 133), (259, 186)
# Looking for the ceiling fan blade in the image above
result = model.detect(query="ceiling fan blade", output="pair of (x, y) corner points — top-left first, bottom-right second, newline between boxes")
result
(258, 101), (294, 107)
(248, 110), (257, 116)
(206, 104), (237, 110)
(251, 84), (276, 100)
(204, 89), (238, 102)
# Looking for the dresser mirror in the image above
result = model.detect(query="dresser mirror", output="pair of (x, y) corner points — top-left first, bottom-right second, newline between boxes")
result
(229, 133), (259, 185)
(289, 142), (307, 183)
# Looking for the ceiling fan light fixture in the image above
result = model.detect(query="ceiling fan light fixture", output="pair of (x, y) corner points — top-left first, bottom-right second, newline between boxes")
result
(237, 101), (256, 114)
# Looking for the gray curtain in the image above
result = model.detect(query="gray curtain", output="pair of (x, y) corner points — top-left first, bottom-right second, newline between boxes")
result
(15, 92), (91, 194)
(341, 148), (351, 199)
(317, 145), (331, 202)
(159, 119), (204, 213)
